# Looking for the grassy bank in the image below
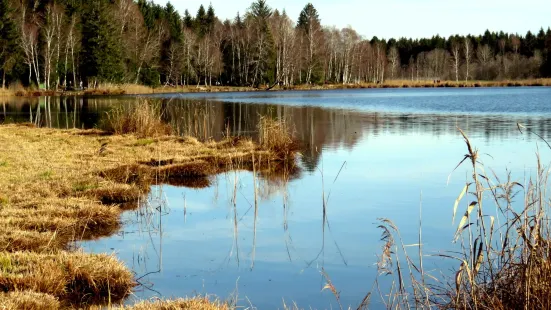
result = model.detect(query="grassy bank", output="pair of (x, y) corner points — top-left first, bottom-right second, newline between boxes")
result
(2, 78), (551, 98)
(0, 103), (297, 307)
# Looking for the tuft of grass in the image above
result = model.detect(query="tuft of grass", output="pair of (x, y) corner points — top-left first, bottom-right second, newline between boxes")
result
(117, 297), (229, 310)
(39, 170), (53, 180)
(0, 161), (7, 167)
(0, 252), (135, 305)
(100, 100), (173, 138)
(134, 138), (156, 146)
(258, 116), (298, 157)
(0, 291), (61, 310)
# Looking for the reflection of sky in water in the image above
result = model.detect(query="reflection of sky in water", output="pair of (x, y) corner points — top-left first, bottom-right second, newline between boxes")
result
(83, 127), (549, 309)
(156, 87), (551, 115)
(5, 89), (551, 308)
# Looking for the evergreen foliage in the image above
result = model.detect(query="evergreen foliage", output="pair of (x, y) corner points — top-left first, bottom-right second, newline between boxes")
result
(0, 0), (550, 89)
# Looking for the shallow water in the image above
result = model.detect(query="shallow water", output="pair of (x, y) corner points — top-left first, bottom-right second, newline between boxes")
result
(3, 87), (551, 308)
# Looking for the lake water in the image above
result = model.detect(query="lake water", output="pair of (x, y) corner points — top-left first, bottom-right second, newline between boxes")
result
(3, 88), (551, 308)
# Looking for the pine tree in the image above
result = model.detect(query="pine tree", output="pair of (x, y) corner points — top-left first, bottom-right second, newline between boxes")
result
(196, 4), (207, 37)
(183, 9), (193, 29)
(297, 3), (323, 83)
(0, 0), (19, 88)
(81, 0), (124, 84)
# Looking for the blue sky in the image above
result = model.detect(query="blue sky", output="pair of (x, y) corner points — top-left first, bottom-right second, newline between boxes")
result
(156, 0), (551, 39)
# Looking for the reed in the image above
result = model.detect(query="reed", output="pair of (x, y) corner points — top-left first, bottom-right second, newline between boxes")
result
(100, 100), (173, 137)
(258, 116), (297, 157)
(362, 126), (551, 309)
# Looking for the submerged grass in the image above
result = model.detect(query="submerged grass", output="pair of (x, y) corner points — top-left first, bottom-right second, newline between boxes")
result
(0, 107), (297, 307)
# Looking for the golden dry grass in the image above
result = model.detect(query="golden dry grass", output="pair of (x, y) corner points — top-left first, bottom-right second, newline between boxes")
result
(0, 291), (61, 310)
(100, 100), (173, 137)
(118, 297), (229, 310)
(0, 252), (134, 305)
(279, 78), (551, 90)
(258, 116), (297, 157)
(0, 123), (296, 307)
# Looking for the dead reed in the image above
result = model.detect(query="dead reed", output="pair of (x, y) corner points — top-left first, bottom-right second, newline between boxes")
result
(258, 116), (298, 157)
(100, 100), (173, 137)
(362, 126), (551, 309)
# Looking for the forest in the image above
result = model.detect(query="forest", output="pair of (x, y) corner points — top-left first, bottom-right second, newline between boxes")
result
(0, 0), (550, 89)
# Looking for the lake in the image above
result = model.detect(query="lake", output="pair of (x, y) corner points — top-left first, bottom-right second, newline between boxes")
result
(2, 87), (551, 309)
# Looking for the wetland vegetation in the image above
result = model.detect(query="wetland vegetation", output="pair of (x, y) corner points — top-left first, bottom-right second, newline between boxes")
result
(0, 101), (297, 308)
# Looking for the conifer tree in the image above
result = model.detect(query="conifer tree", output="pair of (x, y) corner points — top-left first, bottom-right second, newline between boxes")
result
(0, 0), (19, 88)
(81, 0), (124, 85)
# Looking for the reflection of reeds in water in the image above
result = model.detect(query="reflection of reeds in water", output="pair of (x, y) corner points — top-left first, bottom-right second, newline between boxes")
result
(250, 153), (258, 270)
(167, 101), (219, 141)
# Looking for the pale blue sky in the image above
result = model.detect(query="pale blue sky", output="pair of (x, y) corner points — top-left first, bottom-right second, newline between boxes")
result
(157, 0), (551, 39)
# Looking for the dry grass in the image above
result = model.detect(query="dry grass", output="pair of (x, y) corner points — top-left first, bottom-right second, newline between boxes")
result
(100, 100), (173, 137)
(279, 78), (551, 90)
(0, 121), (297, 306)
(118, 297), (229, 310)
(0, 88), (14, 97)
(88, 83), (255, 95)
(0, 252), (134, 305)
(362, 127), (551, 309)
(258, 116), (298, 157)
(0, 291), (61, 310)
(3, 78), (551, 97)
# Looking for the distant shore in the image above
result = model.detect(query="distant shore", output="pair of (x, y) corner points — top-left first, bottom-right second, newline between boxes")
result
(1, 78), (550, 97)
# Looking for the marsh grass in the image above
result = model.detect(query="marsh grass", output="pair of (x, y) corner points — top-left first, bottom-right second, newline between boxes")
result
(118, 297), (230, 310)
(100, 100), (172, 137)
(0, 120), (297, 307)
(0, 291), (61, 310)
(360, 126), (551, 309)
(283, 78), (551, 90)
(0, 252), (134, 305)
(258, 116), (298, 157)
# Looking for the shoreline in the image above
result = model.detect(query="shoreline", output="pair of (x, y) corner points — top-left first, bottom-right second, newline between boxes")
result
(1, 78), (550, 98)
(0, 122), (296, 309)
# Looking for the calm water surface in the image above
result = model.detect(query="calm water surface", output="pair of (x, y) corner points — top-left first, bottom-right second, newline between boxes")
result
(3, 88), (551, 308)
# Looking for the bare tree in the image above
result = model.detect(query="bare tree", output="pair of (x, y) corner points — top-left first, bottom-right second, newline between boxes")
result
(464, 37), (473, 81)
(450, 39), (461, 82)
(43, 3), (64, 89)
(388, 46), (400, 79)
(476, 44), (493, 80)
(20, 20), (41, 86)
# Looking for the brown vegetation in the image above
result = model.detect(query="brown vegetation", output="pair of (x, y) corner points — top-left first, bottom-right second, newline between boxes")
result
(279, 78), (551, 90)
(355, 128), (551, 309)
(118, 297), (229, 310)
(3, 78), (551, 98)
(0, 108), (297, 307)
(100, 100), (172, 137)
(0, 291), (61, 310)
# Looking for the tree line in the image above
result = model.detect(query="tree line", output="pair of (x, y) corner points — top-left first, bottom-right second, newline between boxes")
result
(1, 0), (551, 89)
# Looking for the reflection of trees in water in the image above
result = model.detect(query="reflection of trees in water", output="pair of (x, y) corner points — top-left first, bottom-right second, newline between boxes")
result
(3, 96), (551, 171)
